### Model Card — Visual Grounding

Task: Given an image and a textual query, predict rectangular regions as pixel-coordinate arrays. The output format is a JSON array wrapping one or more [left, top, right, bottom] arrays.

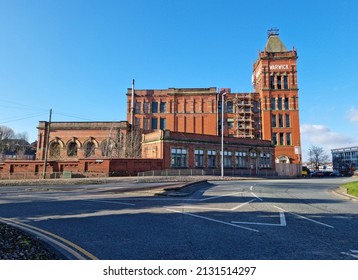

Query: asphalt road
[[0, 177, 357, 260]]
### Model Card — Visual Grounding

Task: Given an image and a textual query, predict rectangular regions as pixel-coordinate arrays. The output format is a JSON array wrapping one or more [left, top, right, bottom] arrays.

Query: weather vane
[[267, 27, 279, 37]]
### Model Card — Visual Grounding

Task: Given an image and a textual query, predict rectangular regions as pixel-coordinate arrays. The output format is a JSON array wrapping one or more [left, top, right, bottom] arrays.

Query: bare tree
[[125, 126, 142, 158], [0, 126, 15, 154], [15, 132, 29, 141], [0, 126, 32, 160], [0, 125, 15, 140], [308, 145, 329, 171]]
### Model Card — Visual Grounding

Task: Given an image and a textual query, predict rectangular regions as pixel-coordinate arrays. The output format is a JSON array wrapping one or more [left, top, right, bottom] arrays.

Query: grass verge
[[342, 181, 358, 197]]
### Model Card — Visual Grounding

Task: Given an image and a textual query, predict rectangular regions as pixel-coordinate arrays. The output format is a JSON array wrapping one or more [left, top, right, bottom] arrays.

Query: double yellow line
[[0, 217, 98, 260]]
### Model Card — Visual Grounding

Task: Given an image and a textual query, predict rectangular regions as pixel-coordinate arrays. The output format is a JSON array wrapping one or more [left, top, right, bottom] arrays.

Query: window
[[227, 101, 233, 113], [160, 102, 166, 113], [235, 151, 248, 168], [143, 118, 150, 130], [279, 133, 284, 146], [270, 76, 275, 89], [254, 101, 260, 113], [278, 114, 283, 127], [208, 150, 216, 168], [67, 142, 78, 157], [277, 76, 282, 89], [151, 118, 158, 129], [284, 97, 289, 110], [152, 102, 158, 113], [195, 149, 204, 168], [227, 118, 234, 129], [101, 139, 115, 157], [135, 102, 141, 114], [49, 142, 60, 159], [171, 148, 187, 168], [272, 114, 277, 127], [218, 101, 223, 113], [278, 97, 282, 110], [271, 98, 276, 110], [135, 118, 140, 127], [272, 133, 277, 145], [260, 153, 271, 168], [223, 151, 232, 168], [286, 133, 292, 146], [84, 142, 95, 157], [160, 118, 166, 130], [285, 114, 290, 127], [143, 102, 150, 113], [284, 76, 288, 89]]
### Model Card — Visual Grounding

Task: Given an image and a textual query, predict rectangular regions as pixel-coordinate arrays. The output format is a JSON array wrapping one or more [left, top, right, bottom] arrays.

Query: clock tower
[[253, 29, 301, 164]]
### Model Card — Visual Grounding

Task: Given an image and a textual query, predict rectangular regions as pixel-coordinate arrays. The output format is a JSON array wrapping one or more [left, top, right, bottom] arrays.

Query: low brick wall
[[0, 158, 164, 179]]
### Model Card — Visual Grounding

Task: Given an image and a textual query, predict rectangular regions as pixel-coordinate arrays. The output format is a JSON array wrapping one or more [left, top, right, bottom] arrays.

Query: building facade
[[331, 146, 358, 175], [142, 130, 276, 176], [252, 28, 301, 164], [36, 121, 129, 160], [127, 29, 301, 164]]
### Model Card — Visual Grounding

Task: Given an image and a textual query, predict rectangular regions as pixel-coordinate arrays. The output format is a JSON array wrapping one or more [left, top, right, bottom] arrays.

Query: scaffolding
[[232, 93, 255, 139]]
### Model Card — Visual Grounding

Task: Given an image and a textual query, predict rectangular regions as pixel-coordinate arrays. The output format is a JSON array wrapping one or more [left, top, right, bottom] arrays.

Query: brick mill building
[[1, 29, 301, 178], [127, 29, 301, 168]]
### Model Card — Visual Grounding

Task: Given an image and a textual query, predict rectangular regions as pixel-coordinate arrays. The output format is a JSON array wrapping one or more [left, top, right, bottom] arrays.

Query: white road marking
[[232, 211, 286, 227], [168, 199, 257, 212], [170, 205, 230, 211], [231, 199, 256, 211], [250, 186, 253, 191], [84, 199, 136, 206], [251, 192, 263, 201], [274, 206, 334, 229], [280, 211, 287, 226], [200, 191, 243, 201], [165, 208, 259, 232]]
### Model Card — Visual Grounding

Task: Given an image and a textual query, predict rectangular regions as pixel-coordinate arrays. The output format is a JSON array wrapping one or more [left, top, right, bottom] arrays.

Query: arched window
[[101, 139, 115, 157], [84, 141, 95, 158], [49, 142, 60, 159], [67, 141, 78, 157]]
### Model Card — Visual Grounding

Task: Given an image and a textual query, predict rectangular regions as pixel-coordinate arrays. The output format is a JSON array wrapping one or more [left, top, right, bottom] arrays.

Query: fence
[[137, 168, 278, 177]]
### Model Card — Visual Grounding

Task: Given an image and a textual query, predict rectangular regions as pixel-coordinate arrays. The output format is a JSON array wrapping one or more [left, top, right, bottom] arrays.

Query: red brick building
[[142, 130, 275, 176], [127, 29, 301, 165], [252, 28, 301, 164], [1, 29, 301, 179], [36, 121, 129, 160]]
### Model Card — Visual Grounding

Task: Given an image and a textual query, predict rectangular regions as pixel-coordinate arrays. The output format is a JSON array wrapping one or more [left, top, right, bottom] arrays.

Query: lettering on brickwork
[[269, 64, 289, 70]]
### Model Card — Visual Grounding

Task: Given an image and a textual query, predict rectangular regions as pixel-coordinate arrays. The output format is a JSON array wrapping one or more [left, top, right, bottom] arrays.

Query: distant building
[[331, 146, 358, 174], [0, 139, 36, 162]]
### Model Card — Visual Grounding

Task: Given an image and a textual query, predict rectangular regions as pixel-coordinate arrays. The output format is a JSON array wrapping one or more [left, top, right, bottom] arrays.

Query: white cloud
[[300, 124, 357, 161], [348, 108, 358, 123]]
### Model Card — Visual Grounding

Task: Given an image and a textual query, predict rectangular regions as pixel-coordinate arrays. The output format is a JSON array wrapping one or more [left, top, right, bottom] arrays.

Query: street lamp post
[[221, 92, 226, 177]]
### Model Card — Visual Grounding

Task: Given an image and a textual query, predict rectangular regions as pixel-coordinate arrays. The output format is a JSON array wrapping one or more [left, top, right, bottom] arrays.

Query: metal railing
[[137, 168, 278, 177]]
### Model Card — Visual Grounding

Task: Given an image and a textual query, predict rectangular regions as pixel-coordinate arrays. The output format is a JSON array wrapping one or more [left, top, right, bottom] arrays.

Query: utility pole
[[131, 79, 135, 126], [130, 79, 135, 157], [42, 109, 52, 179]]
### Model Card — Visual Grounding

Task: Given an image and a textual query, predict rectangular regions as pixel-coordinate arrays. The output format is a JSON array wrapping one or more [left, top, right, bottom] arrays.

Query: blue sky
[[1, 0, 358, 161]]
